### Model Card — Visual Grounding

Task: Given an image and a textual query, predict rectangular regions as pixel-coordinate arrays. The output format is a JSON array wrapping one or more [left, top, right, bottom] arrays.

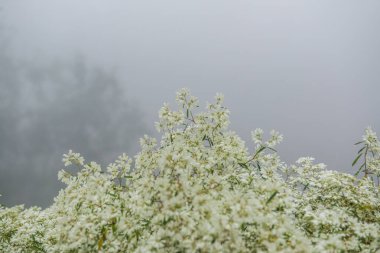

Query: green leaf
[[354, 163, 366, 176], [238, 163, 249, 170], [257, 161, 261, 171], [98, 237, 104, 250], [354, 141, 364, 145], [186, 109, 189, 118], [266, 190, 278, 204], [352, 153, 363, 166], [253, 146, 266, 159], [257, 146, 266, 153], [357, 146, 366, 154]]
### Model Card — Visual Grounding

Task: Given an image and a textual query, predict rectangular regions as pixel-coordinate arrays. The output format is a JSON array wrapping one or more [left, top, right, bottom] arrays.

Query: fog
[[1, 0, 379, 207]]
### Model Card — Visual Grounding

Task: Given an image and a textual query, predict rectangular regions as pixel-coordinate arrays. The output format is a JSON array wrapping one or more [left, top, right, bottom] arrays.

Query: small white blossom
[[251, 128, 264, 144], [1, 89, 379, 253], [62, 150, 85, 167]]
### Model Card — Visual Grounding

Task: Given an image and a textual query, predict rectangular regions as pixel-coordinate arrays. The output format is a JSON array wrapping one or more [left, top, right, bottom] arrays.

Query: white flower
[[363, 127, 378, 147], [62, 149, 85, 167], [1, 89, 380, 253], [267, 130, 283, 147], [251, 128, 264, 144]]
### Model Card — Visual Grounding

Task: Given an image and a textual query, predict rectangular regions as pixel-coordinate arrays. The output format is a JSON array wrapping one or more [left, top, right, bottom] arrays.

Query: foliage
[[1, 89, 379, 252]]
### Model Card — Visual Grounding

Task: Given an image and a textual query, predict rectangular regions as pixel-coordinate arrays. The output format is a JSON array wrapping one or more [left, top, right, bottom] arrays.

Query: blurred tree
[[0, 44, 148, 207]]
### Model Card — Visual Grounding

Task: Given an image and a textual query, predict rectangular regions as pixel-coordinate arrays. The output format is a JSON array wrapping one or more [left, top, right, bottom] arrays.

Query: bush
[[1, 89, 379, 252]]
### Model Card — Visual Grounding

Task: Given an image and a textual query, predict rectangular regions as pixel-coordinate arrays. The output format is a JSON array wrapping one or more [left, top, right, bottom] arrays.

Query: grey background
[[0, 0, 379, 207]]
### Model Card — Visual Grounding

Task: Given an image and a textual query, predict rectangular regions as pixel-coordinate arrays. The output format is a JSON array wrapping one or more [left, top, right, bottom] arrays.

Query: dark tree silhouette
[[0, 48, 148, 207]]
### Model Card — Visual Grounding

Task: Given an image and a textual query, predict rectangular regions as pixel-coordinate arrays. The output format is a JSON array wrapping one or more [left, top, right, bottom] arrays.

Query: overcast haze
[[1, 0, 379, 207]]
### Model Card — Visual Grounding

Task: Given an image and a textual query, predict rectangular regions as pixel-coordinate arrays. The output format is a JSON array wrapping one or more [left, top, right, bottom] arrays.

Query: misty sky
[[1, 0, 380, 206]]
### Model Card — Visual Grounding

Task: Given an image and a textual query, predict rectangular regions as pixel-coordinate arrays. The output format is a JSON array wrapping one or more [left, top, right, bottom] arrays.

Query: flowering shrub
[[1, 89, 379, 252]]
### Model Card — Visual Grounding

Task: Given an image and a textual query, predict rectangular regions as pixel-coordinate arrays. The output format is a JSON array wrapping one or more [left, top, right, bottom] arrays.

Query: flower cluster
[[353, 127, 380, 178], [1, 89, 379, 252]]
